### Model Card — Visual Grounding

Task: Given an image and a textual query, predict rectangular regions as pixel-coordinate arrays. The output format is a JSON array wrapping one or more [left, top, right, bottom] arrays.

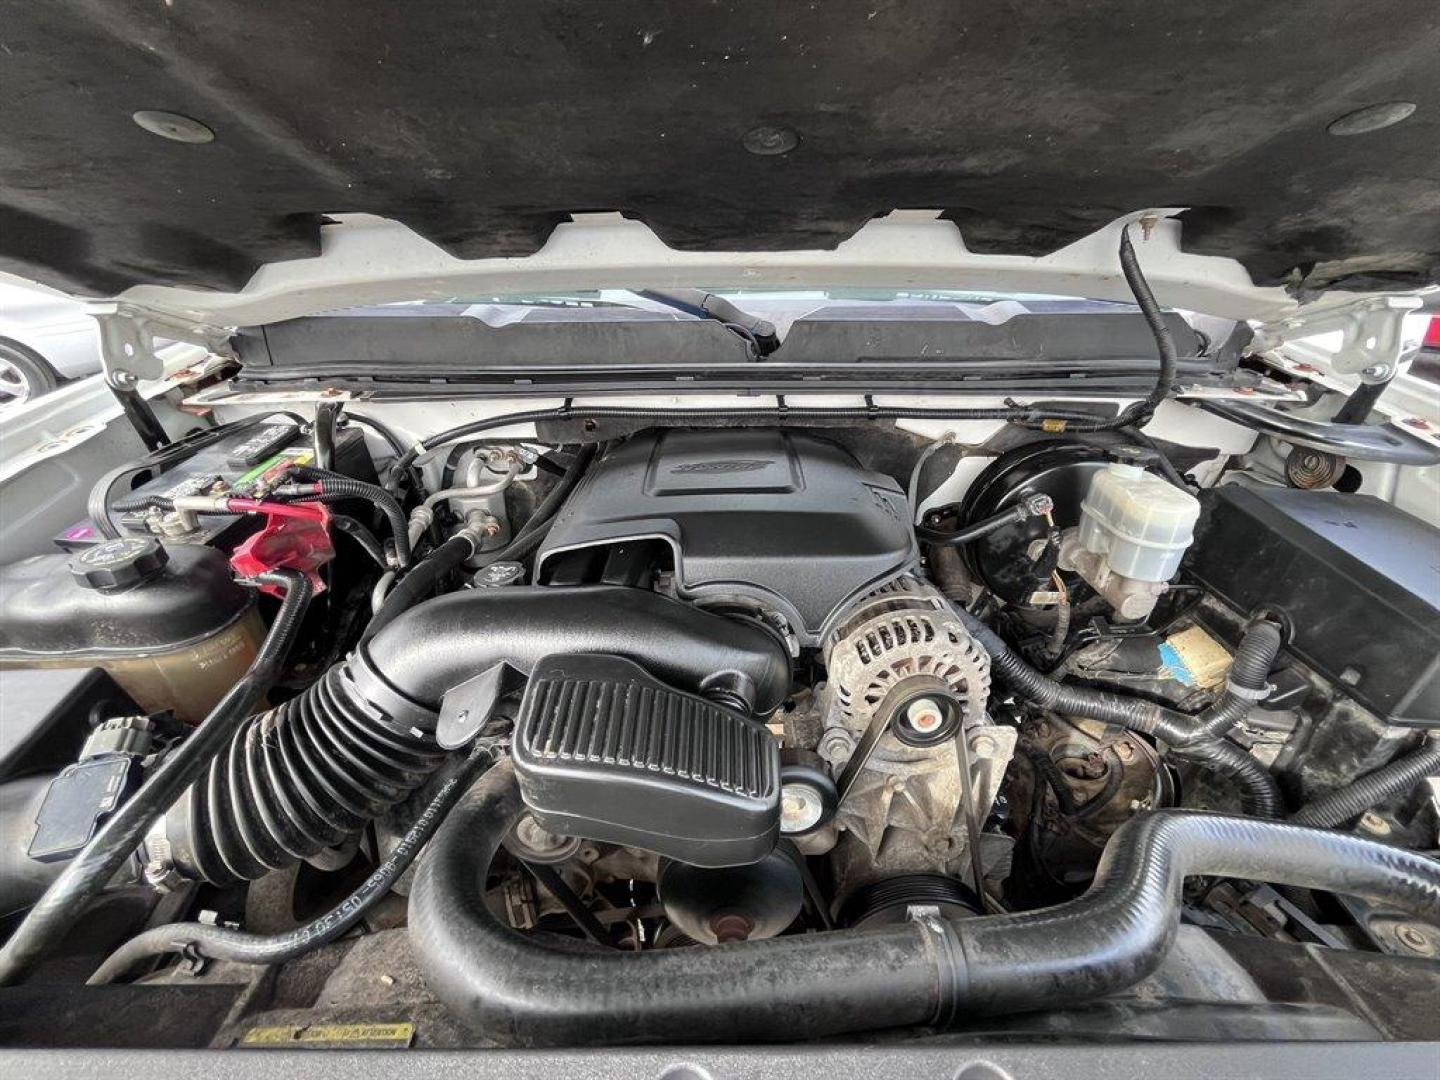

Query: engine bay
[[1, 399, 1437, 1053]]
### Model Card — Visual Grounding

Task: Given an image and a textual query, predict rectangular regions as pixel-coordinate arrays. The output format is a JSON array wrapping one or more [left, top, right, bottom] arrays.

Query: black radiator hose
[[1292, 734, 1440, 829], [164, 585, 792, 884], [951, 604, 1285, 816], [408, 759, 1440, 1046]]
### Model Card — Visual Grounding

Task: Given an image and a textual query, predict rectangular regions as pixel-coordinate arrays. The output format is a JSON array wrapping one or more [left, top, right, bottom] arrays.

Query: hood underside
[[2, 1, 1438, 300]]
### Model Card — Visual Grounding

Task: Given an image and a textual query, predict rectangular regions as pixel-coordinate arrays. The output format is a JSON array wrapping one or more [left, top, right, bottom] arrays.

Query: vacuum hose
[[409, 759, 1440, 1046]]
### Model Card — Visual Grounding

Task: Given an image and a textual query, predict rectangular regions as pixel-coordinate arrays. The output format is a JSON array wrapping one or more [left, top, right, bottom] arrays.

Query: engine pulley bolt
[[514, 815, 566, 854], [906, 698, 946, 735], [780, 783, 826, 834]]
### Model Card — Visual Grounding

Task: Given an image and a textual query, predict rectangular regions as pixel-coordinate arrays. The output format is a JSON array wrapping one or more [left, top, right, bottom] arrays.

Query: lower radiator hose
[[408, 758, 1440, 1046]]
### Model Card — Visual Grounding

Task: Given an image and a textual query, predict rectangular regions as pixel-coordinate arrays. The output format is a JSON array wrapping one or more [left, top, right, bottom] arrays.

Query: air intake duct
[[513, 653, 781, 867], [164, 665, 447, 884], [163, 586, 792, 884]]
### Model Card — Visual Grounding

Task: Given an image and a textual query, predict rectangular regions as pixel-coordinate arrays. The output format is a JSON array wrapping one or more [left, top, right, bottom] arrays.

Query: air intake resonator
[[513, 653, 781, 867]]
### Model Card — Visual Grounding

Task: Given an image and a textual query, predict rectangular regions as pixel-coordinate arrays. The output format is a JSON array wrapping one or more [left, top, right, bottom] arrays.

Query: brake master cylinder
[[1059, 461, 1201, 620]]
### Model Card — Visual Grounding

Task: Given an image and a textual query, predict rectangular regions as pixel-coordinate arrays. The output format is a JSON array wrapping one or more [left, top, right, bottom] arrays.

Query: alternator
[[823, 577, 991, 747], [815, 577, 1014, 905]]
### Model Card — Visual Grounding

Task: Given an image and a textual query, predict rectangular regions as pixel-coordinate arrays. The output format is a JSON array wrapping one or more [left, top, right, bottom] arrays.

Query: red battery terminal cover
[[228, 499, 335, 596]]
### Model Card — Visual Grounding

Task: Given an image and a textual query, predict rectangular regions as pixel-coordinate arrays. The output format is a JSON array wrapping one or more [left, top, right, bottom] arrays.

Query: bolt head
[[906, 698, 945, 734], [1358, 811, 1392, 836], [1395, 924, 1435, 955]]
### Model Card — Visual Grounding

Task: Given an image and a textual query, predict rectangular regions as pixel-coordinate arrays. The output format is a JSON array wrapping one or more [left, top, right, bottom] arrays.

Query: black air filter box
[[512, 654, 780, 867], [1187, 485, 1440, 726]]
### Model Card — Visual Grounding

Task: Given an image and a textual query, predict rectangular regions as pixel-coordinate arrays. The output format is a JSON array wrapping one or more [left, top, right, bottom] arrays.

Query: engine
[[1, 417, 1437, 1051]]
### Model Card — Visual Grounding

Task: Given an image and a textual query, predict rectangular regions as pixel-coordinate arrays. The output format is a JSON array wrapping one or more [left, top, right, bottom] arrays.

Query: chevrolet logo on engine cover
[[670, 459, 772, 474]]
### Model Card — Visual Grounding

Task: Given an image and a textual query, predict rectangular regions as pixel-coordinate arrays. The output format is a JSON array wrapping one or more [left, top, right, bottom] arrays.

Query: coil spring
[[169, 664, 448, 885]]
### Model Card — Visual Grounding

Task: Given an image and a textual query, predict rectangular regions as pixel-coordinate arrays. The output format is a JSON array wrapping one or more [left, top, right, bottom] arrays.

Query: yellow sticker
[[1040, 419, 1069, 433], [240, 1022, 415, 1049], [1164, 625, 1233, 690], [240, 1025, 300, 1046]]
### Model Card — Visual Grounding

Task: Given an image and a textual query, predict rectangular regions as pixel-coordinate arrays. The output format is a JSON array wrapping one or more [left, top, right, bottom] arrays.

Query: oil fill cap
[[70, 537, 169, 591]]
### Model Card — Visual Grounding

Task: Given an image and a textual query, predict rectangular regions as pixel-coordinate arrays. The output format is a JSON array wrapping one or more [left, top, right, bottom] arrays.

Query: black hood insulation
[[1, 2, 1437, 296]]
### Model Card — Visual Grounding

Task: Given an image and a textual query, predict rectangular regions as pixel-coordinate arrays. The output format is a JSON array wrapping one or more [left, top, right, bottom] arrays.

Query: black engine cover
[[536, 429, 916, 644]]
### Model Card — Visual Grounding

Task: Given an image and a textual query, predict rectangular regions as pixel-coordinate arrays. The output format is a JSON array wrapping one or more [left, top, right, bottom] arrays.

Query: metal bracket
[[1249, 295, 1424, 382], [85, 301, 234, 389]]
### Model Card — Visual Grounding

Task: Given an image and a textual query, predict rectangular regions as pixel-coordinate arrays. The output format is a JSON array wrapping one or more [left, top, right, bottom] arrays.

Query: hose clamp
[[909, 908, 969, 1027], [1225, 680, 1273, 702], [140, 821, 191, 893], [346, 649, 441, 738]]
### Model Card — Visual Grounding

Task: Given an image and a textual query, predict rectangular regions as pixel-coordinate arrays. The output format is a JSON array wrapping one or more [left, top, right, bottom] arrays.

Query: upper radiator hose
[[409, 759, 1440, 1046], [166, 585, 792, 883]]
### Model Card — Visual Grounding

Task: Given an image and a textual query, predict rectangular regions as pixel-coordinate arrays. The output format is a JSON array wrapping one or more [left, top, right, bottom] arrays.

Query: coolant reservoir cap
[[69, 537, 169, 591]]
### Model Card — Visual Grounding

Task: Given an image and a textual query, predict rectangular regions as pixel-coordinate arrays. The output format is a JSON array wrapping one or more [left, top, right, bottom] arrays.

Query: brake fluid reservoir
[[1077, 463, 1200, 582]]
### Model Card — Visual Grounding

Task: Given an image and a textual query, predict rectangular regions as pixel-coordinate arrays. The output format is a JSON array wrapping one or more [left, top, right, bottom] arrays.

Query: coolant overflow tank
[[1062, 463, 1200, 621], [0, 540, 263, 723]]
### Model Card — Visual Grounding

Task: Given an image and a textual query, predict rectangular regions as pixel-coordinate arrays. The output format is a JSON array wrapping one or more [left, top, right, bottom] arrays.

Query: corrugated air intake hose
[[162, 584, 794, 884]]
